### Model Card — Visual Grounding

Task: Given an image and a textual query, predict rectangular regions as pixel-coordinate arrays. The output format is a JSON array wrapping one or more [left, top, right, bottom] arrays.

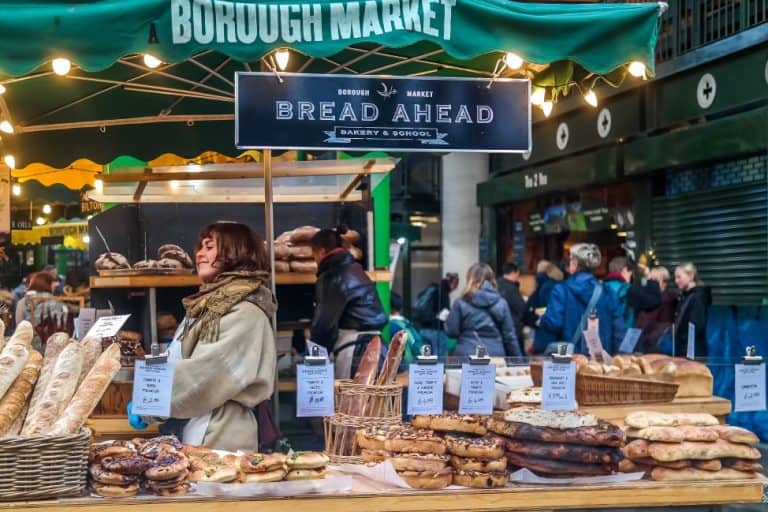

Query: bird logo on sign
[[377, 82, 398, 98]]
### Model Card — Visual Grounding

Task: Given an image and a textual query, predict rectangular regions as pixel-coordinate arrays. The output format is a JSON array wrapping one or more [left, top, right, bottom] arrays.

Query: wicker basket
[[0, 428, 90, 501], [576, 374, 679, 405], [324, 381, 403, 463]]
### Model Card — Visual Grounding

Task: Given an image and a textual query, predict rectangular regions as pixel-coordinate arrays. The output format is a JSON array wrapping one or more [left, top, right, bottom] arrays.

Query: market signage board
[[236, 73, 530, 153]]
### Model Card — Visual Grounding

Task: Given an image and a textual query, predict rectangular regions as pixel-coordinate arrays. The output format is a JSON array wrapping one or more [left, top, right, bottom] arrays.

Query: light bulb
[[42, 204, 52, 214], [397, 237, 406, 245], [3, 155, 15, 169], [11, 184, 20, 196], [530, 88, 545, 106], [87, 214, 93, 220], [82, 234, 90, 244], [274, 49, 290, 71], [0, 84, 5, 95], [52, 58, 71, 76], [541, 101, 553, 118], [504, 52, 524, 70], [94, 179, 103, 193], [0, 121, 12, 134], [35, 217, 45, 226], [143, 54, 162, 69], [584, 89, 598, 108], [628, 61, 646, 78]]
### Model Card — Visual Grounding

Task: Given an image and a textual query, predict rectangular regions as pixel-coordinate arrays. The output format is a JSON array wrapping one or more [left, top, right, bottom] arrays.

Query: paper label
[[407, 363, 444, 415], [84, 314, 130, 340], [734, 363, 767, 412], [76, 308, 96, 340], [541, 360, 577, 411], [686, 322, 696, 359], [458, 363, 495, 415], [131, 360, 174, 417], [583, 329, 604, 360], [296, 363, 335, 417], [618, 328, 643, 354]]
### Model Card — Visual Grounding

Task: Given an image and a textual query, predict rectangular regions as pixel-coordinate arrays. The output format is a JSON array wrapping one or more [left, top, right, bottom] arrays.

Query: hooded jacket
[[311, 249, 387, 350], [444, 281, 521, 357], [527, 272, 559, 311], [535, 271, 627, 355], [673, 285, 711, 358]]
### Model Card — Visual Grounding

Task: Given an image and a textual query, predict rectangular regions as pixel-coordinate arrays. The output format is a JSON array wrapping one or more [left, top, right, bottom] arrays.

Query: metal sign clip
[[551, 343, 573, 364], [416, 345, 439, 365], [144, 339, 168, 365], [469, 344, 491, 365], [304, 345, 328, 366], [742, 346, 763, 365]]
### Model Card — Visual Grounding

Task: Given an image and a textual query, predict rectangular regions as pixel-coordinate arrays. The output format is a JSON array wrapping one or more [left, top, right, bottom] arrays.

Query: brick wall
[[666, 154, 768, 196]]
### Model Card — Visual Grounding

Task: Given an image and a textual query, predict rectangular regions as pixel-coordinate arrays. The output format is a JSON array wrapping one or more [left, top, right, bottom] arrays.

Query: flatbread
[[503, 407, 598, 429]]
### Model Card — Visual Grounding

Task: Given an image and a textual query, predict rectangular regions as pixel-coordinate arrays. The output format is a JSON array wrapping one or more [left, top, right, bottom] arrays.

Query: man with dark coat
[[497, 262, 526, 354]]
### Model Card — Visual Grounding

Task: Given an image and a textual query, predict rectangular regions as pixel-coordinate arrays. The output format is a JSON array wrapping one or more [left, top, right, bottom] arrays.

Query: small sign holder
[[468, 344, 491, 365], [415, 345, 439, 365], [551, 343, 572, 364], [742, 346, 763, 365], [304, 345, 328, 366], [144, 339, 167, 365]]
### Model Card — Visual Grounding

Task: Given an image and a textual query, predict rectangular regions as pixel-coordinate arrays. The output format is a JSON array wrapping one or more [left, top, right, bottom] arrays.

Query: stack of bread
[[639, 355, 713, 397], [184, 447, 329, 484], [487, 407, 624, 477], [285, 451, 330, 480], [382, 424, 452, 489], [89, 436, 190, 497], [414, 413, 508, 489], [98, 244, 195, 273], [619, 411, 763, 481], [273, 225, 363, 274], [0, 322, 119, 438], [184, 445, 239, 483]]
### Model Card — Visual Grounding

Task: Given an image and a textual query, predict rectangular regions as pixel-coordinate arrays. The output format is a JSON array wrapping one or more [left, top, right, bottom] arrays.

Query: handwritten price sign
[[297, 363, 334, 417], [131, 360, 174, 417], [734, 363, 766, 412], [407, 363, 444, 415], [541, 361, 576, 411], [458, 364, 495, 415]]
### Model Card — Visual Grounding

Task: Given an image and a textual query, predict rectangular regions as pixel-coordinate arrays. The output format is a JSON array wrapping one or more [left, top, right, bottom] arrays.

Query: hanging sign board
[[236, 73, 530, 153]]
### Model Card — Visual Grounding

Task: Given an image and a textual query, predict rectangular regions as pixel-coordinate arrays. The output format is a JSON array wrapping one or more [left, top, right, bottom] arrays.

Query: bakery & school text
[[171, 0, 456, 44]]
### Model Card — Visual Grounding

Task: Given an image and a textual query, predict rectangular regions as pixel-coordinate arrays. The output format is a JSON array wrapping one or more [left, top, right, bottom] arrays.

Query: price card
[[131, 359, 174, 417], [296, 363, 334, 417], [685, 322, 697, 359], [583, 329, 604, 360], [618, 328, 643, 354], [734, 363, 767, 412], [458, 363, 495, 415], [84, 314, 131, 340], [407, 363, 444, 415], [76, 308, 96, 340], [541, 361, 577, 411]]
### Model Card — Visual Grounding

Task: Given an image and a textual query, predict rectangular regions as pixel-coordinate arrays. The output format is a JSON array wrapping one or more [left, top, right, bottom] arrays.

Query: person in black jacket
[[673, 262, 711, 359], [497, 262, 526, 354], [310, 227, 387, 378]]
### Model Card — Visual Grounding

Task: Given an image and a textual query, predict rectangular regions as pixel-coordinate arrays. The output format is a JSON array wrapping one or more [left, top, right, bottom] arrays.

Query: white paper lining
[[509, 468, 646, 485]]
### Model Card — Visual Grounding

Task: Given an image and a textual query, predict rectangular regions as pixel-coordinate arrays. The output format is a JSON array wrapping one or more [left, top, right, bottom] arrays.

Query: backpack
[[412, 283, 438, 326]]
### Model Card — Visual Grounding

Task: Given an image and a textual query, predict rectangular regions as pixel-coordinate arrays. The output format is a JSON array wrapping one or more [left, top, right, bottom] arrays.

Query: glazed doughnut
[[445, 434, 505, 460], [145, 452, 189, 481], [91, 482, 139, 497], [89, 464, 138, 486], [89, 444, 135, 463], [150, 435, 183, 450], [100, 455, 153, 475]]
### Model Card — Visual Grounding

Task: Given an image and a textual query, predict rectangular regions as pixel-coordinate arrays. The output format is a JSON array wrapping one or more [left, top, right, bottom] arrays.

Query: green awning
[[0, 0, 660, 77]]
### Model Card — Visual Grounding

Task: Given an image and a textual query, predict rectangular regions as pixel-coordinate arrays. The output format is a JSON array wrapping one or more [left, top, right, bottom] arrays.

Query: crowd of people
[[398, 243, 711, 360]]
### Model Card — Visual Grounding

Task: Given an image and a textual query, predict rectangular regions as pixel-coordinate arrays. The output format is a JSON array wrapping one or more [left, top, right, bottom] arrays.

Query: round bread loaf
[[450, 456, 507, 472], [389, 453, 449, 472], [95, 252, 130, 270], [91, 482, 139, 497], [445, 434, 505, 460], [90, 464, 139, 486], [397, 468, 452, 489]]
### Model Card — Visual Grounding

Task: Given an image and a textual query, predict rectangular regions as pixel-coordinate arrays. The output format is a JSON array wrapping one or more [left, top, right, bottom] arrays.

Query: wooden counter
[[90, 271, 391, 289], [0, 478, 764, 511]]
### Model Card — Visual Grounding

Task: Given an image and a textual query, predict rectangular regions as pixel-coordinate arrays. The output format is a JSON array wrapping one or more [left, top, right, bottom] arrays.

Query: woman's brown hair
[[28, 272, 55, 293], [196, 222, 268, 272], [461, 263, 496, 301]]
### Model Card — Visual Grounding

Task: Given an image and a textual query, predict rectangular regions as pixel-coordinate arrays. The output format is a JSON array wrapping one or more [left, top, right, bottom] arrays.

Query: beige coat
[[170, 300, 275, 452]]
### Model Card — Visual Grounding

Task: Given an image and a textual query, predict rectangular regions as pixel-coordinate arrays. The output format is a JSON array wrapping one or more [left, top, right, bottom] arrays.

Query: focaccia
[[625, 411, 719, 429], [504, 438, 620, 465], [711, 425, 760, 446], [487, 415, 623, 447], [648, 439, 762, 462]]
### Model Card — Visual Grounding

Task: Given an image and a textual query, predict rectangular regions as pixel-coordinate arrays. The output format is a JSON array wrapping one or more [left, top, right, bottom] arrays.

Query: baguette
[[0, 344, 30, 402], [78, 337, 103, 386], [23, 333, 70, 430], [650, 467, 756, 481], [23, 343, 82, 436], [6, 404, 27, 437], [5, 321, 33, 350], [648, 439, 762, 462], [0, 350, 42, 435], [50, 343, 121, 434], [0, 319, 6, 352]]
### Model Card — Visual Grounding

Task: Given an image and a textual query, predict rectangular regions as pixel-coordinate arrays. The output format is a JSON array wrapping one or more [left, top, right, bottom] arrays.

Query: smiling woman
[[151, 220, 278, 452]]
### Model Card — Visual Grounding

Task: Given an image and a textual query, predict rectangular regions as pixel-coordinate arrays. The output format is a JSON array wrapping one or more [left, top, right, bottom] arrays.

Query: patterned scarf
[[181, 270, 277, 344]]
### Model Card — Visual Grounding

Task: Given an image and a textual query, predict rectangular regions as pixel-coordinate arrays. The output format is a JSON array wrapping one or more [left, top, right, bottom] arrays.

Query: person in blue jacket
[[534, 243, 627, 355]]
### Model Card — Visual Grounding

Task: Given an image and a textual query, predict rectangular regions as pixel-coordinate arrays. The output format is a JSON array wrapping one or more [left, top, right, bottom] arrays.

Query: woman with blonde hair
[[673, 262, 711, 358], [444, 263, 521, 357]]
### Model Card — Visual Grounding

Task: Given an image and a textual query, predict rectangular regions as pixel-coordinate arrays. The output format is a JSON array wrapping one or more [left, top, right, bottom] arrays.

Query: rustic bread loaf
[[78, 337, 103, 387], [648, 439, 762, 462], [23, 343, 81, 436], [0, 350, 42, 435], [24, 333, 70, 426], [0, 344, 30, 403]]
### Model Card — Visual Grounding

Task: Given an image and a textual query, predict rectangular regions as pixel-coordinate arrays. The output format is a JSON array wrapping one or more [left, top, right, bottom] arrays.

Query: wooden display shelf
[[90, 271, 391, 289], [1, 478, 765, 511], [581, 395, 733, 422], [86, 416, 159, 443]]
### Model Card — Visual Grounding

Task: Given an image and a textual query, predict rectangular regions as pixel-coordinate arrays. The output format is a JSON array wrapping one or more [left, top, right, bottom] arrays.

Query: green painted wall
[[372, 173, 391, 341]]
